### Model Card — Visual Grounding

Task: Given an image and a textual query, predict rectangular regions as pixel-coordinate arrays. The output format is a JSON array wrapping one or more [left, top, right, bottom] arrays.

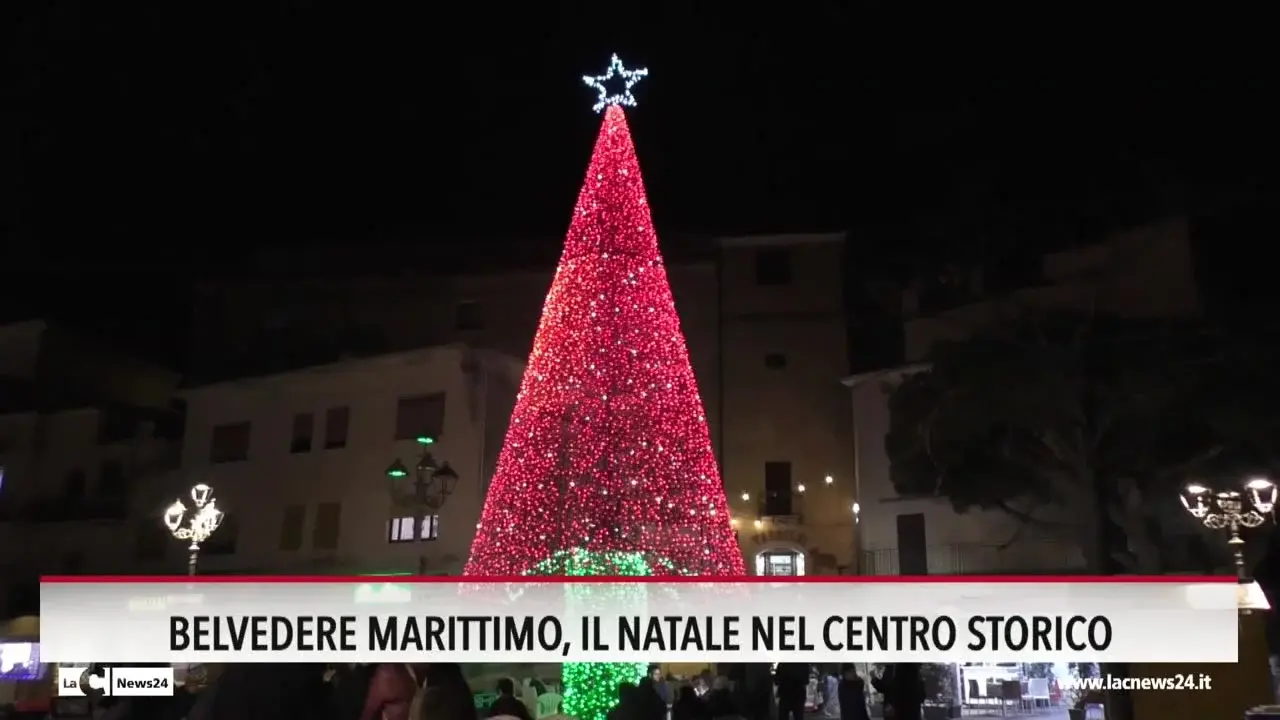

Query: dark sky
[[3, 4, 1275, 361]]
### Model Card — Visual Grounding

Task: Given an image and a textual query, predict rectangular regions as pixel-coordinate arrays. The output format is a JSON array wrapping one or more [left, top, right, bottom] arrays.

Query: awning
[[0, 615, 39, 641]]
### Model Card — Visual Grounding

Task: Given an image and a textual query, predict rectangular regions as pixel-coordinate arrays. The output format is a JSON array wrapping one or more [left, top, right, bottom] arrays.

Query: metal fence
[[860, 540, 1088, 575]]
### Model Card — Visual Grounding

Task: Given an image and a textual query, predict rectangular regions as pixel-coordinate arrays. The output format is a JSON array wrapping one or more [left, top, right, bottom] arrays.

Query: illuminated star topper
[[582, 54, 648, 113]]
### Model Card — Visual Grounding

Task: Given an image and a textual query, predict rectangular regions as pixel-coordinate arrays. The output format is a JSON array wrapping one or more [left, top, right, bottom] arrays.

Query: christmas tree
[[464, 56, 744, 720]]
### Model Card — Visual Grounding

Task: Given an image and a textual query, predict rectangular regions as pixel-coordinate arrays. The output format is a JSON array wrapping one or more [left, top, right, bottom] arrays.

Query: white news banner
[[41, 578, 1241, 664], [57, 665, 175, 698]]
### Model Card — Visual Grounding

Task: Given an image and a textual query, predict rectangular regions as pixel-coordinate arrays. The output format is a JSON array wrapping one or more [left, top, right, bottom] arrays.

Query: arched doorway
[[754, 547, 807, 577]]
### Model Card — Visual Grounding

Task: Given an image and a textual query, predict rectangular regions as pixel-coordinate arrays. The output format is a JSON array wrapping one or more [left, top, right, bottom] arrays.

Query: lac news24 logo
[[57, 665, 175, 698]]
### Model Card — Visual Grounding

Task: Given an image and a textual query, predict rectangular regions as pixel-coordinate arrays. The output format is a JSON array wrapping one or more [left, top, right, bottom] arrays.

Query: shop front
[[0, 616, 51, 716]]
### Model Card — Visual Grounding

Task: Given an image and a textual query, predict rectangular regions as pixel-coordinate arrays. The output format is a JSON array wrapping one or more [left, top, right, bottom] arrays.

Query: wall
[[177, 345, 523, 576], [184, 233, 851, 575], [850, 218, 1198, 575], [0, 405, 183, 616], [0, 321, 180, 411], [0, 322, 45, 379], [187, 263, 723, 450], [0, 320, 185, 613], [718, 234, 856, 574], [904, 217, 1199, 363]]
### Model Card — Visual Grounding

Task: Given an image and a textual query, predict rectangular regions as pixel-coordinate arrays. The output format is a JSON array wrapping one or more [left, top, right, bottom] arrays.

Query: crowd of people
[[72, 662, 927, 720], [606, 663, 923, 720]]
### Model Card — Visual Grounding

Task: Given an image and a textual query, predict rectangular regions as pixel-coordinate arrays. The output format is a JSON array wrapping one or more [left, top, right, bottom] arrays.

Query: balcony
[[755, 501, 803, 525], [860, 540, 1087, 576]]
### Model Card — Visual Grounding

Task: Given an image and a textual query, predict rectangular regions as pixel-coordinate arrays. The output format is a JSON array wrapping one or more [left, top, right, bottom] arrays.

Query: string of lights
[[463, 56, 741, 720], [582, 54, 648, 114], [732, 474, 860, 530]]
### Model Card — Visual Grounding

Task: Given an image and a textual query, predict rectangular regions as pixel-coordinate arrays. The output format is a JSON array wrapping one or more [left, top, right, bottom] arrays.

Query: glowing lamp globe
[[163, 502, 186, 533], [434, 462, 458, 486], [1181, 483, 1211, 518], [191, 483, 213, 507], [198, 503, 225, 536], [1246, 477, 1276, 514], [415, 454, 438, 475]]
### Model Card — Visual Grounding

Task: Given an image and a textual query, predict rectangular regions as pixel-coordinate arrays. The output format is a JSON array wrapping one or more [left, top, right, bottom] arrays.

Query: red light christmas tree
[[464, 58, 744, 580]]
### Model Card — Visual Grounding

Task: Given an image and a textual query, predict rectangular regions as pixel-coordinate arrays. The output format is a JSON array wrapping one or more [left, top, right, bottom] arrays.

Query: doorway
[[755, 549, 806, 576]]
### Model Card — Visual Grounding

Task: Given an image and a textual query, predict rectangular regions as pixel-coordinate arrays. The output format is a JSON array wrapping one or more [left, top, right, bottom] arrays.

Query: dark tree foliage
[[884, 309, 1280, 572]]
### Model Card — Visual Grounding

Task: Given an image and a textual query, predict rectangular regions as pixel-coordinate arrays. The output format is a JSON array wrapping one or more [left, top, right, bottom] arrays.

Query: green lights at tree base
[[524, 549, 668, 720], [563, 661, 647, 720]]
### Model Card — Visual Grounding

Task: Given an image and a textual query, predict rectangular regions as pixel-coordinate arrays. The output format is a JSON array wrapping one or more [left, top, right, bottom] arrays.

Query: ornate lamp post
[[163, 483, 225, 576], [1181, 477, 1276, 612], [385, 436, 460, 574]]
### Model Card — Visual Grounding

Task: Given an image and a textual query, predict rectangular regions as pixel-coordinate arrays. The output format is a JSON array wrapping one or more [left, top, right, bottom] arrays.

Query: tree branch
[[1155, 445, 1225, 480], [996, 497, 1050, 550], [996, 521, 1026, 551], [994, 499, 1069, 528]]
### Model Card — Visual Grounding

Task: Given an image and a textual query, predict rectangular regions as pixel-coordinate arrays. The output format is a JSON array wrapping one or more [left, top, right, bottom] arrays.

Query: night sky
[[3, 4, 1274, 363]]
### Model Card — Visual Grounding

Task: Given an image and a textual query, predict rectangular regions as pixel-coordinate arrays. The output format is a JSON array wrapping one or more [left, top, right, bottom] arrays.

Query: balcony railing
[[756, 501, 803, 525], [861, 540, 1087, 576]]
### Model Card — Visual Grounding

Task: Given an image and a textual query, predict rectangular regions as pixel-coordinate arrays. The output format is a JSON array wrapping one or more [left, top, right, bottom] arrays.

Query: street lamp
[[385, 436, 460, 511], [1181, 477, 1276, 611], [386, 436, 460, 574], [163, 483, 225, 576]]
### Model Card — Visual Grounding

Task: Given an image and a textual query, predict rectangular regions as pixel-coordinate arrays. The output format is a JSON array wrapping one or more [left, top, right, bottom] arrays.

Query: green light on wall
[[355, 582, 412, 604]]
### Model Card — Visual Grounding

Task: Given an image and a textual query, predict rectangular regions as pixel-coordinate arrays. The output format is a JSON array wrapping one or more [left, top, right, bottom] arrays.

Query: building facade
[[0, 320, 184, 615], [846, 217, 1200, 575], [174, 345, 524, 576], [187, 232, 856, 575], [715, 234, 857, 576]]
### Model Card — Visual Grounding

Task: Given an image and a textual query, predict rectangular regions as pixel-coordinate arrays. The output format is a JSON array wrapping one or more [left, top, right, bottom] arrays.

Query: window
[[764, 353, 787, 369], [324, 406, 350, 449], [754, 248, 792, 285], [134, 520, 168, 561], [763, 461, 793, 516], [455, 301, 483, 331], [896, 513, 928, 575], [387, 515, 438, 543], [61, 552, 84, 573], [394, 393, 446, 441], [388, 517, 417, 543], [420, 515, 439, 541], [202, 516, 238, 555], [290, 413, 314, 454], [63, 469, 87, 501], [97, 407, 138, 444], [279, 505, 306, 551], [98, 460, 128, 498], [210, 422, 251, 463], [312, 502, 342, 550]]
